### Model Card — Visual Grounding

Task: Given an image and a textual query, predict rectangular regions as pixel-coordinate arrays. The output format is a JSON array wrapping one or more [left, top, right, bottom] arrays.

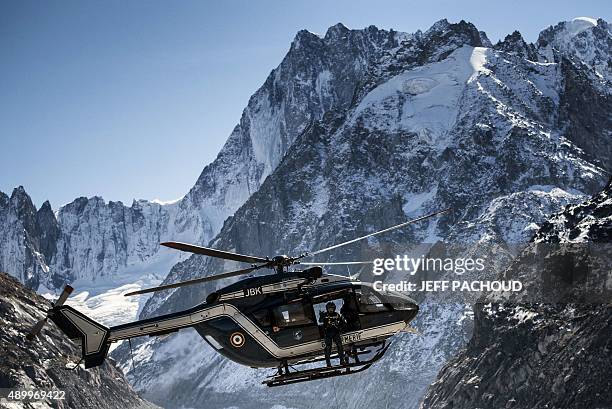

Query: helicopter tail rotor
[[27, 284, 112, 368], [26, 284, 73, 341]]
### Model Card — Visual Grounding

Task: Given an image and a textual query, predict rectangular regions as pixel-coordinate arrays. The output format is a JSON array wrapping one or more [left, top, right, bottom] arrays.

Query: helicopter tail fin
[[49, 305, 110, 368]]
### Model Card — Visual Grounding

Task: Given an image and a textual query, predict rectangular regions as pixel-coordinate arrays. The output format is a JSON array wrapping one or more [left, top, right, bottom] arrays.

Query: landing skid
[[263, 342, 390, 387]]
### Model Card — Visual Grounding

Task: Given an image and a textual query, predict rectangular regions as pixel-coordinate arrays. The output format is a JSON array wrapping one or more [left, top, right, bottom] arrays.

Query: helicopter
[[26, 209, 449, 386]]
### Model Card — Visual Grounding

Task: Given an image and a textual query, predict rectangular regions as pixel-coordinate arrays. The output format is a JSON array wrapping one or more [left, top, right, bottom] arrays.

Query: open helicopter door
[[310, 288, 362, 332]]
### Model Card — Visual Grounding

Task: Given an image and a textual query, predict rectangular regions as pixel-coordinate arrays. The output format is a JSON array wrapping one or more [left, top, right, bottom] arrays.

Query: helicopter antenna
[[304, 208, 450, 258]]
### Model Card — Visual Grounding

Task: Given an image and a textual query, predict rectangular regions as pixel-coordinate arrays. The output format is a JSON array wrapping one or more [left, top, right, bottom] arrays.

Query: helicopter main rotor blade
[[300, 261, 373, 265], [124, 263, 272, 297], [161, 242, 268, 264], [305, 208, 451, 258]]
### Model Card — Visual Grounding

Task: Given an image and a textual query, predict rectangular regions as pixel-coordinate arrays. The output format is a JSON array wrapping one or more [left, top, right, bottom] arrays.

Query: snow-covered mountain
[[421, 178, 612, 409], [537, 17, 612, 80], [1, 15, 610, 409], [0, 23, 408, 295], [0, 23, 408, 329], [111, 18, 610, 409]]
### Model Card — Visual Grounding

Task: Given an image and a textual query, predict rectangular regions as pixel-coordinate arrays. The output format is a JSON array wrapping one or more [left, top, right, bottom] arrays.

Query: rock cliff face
[[0, 272, 157, 409], [0, 188, 67, 291], [421, 180, 612, 409]]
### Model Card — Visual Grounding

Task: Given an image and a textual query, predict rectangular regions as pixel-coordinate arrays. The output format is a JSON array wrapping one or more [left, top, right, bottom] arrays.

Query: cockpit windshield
[[355, 286, 389, 312]]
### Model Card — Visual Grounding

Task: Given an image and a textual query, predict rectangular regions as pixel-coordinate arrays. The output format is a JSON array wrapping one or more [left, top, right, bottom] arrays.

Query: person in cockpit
[[340, 295, 359, 331]]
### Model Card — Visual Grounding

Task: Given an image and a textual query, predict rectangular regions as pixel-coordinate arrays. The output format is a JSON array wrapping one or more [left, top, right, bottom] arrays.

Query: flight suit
[[319, 311, 347, 366], [341, 298, 359, 331]]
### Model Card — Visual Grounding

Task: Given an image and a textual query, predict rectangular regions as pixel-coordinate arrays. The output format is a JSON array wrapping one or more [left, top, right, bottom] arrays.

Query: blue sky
[[1, 0, 610, 208]]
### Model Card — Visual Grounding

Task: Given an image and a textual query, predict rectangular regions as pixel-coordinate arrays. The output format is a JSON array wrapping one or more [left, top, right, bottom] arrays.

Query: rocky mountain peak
[[537, 17, 611, 79], [478, 30, 492, 47], [10, 185, 28, 197], [291, 28, 324, 50], [36, 201, 60, 267], [423, 19, 486, 50], [182, 21, 410, 247], [6, 187, 44, 260], [324, 22, 350, 40], [360, 19, 492, 99], [538, 17, 600, 46], [0, 188, 62, 289], [10, 185, 36, 213], [425, 18, 451, 35], [38, 200, 53, 212], [62, 196, 91, 215], [494, 30, 538, 61]]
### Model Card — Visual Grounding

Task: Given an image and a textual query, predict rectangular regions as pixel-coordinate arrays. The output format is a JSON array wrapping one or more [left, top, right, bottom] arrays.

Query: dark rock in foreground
[[0, 272, 157, 409], [421, 180, 612, 409]]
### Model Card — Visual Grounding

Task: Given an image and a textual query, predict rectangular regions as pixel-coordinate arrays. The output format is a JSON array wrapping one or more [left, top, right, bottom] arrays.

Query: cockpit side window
[[272, 302, 314, 328], [251, 309, 272, 327], [356, 287, 390, 313]]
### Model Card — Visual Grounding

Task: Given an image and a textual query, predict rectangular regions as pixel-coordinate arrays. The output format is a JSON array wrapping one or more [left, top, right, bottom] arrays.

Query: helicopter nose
[[398, 304, 419, 324]]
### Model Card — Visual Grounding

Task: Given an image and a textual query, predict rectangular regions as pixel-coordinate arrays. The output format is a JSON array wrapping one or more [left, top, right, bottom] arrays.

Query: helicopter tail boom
[[50, 302, 205, 368]]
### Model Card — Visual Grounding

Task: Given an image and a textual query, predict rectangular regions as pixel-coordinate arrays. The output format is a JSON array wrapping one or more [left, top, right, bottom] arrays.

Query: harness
[[321, 311, 343, 332]]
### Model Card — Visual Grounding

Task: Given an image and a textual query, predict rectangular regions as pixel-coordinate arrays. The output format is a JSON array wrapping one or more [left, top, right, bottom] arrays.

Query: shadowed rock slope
[[0, 272, 158, 409], [421, 180, 612, 409]]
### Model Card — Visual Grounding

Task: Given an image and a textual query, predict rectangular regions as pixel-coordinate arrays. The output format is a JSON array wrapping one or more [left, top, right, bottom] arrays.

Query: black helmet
[[326, 302, 336, 310]]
